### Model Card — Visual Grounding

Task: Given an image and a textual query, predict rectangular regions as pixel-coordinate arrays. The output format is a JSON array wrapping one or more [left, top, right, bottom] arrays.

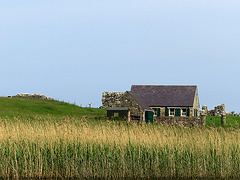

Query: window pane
[[170, 108, 175, 115], [114, 113, 119, 117], [182, 109, 187, 116]]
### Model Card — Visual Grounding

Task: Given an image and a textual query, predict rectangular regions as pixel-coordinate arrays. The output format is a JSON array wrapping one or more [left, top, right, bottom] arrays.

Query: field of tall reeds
[[0, 116, 239, 179]]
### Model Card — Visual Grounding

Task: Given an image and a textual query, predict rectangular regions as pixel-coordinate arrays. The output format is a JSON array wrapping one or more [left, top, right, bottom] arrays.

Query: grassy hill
[[0, 97, 106, 117]]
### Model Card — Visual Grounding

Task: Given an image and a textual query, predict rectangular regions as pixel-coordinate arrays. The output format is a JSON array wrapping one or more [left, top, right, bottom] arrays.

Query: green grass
[[206, 116, 240, 128], [0, 97, 106, 118]]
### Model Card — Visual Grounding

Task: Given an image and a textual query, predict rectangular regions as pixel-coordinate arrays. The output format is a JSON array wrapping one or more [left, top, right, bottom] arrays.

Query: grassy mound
[[0, 97, 106, 117]]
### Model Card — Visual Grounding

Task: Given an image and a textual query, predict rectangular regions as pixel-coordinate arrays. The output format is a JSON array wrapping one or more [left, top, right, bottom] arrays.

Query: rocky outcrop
[[11, 93, 54, 100]]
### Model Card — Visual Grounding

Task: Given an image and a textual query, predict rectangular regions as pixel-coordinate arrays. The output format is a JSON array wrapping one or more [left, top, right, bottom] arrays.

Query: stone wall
[[193, 87, 200, 112], [201, 104, 239, 117], [225, 112, 239, 116], [115, 92, 144, 121], [156, 116, 204, 126], [201, 104, 226, 116], [11, 93, 54, 100], [201, 105, 208, 115], [101, 91, 124, 109], [212, 104, 225, 116]]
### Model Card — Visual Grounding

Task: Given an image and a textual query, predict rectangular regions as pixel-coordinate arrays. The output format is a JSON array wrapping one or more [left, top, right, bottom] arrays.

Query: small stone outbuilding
[[108, 91, 154, 122]]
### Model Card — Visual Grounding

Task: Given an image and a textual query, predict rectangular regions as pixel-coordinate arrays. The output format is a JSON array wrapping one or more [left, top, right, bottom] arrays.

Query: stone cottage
[[103, 85, 201, 125]]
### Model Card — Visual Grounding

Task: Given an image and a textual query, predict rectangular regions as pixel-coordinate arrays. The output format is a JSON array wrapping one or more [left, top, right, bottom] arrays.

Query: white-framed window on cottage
[[181, 108, 187, 116], [151, 107, 161, 117], [152, 108, 157, 116], [169, 108, 175, 116]]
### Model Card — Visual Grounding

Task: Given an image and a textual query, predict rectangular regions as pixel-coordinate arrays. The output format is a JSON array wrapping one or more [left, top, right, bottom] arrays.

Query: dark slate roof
[[131, 85, 197, 107], [107, 107, 129, 111], [126, 91, 152, 111]]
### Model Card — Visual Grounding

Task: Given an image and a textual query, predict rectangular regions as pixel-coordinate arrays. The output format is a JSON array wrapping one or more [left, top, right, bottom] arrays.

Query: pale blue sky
[[1, 0, 240, 112]]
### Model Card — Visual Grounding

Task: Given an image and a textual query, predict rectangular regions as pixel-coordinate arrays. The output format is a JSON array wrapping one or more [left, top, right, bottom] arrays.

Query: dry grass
[[0, 117, 239, 178]]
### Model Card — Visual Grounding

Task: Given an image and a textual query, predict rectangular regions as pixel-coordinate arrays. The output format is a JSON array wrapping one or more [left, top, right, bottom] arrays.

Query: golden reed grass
[[0, 116, 239, 178]]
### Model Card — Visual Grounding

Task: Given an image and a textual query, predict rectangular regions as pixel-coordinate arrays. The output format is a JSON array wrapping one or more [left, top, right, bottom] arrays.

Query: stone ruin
[[201, 104, 240, 117], [201, 104, 237, 116], [201, 104, 225, 116], [200, 105, 208, 116], [208, 104, 226, 116], [11, 93, 54, 100], [101, 91, 124, 109]]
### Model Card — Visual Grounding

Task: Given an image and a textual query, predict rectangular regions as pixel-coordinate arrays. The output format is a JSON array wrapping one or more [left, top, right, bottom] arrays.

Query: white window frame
[[181, 108, 187, 116], [169, 108, 175, 116], [151, 108, 158, 116]]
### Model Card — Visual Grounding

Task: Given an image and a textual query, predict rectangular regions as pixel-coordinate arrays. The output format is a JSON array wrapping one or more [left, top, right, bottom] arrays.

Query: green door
[[145, 111, 154, 124]]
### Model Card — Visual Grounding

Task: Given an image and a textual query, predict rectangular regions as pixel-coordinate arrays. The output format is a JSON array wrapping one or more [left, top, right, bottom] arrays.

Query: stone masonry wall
[[201, 104, 226, 116], [12, 93, 54, 100], [193, 87, 200, 112], [201, 104, 239, 116], [156, 116, 204, 126], [101, 91, 124, 109], [115, 92, 144, 121]]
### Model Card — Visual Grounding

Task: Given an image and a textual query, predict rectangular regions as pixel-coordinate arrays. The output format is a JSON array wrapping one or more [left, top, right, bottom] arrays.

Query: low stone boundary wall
[[156, 116, 205, 126], [11, 93, 54, 100]]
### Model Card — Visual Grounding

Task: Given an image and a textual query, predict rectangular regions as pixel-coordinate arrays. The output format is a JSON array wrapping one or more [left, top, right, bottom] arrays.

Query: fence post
[[201, 114, 206, 126], [221, 113, 226, 126]]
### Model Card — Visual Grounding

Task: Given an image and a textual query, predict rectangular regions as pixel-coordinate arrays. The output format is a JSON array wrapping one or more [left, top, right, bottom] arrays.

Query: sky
[[1, 0, 240, 112]]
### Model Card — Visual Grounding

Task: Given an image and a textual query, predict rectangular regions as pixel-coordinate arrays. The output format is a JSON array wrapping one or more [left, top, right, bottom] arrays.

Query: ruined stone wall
[[201, 104, 239, 116], [156, 116, 204, 126], [225, 112, 239, 116], [11, 93, 53, 100], [213, 104, 225, 116], [201, 105, 208, 115], [101, 91, 124, 109], [200, 104, 226, 116]]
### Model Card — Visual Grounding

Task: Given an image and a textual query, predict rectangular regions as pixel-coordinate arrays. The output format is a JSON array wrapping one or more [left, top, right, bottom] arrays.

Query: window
[[114, 112, 119, 117], [151, 108, 160, 117], [182, 109, 187, 116], [152, 108, 157, 116], [194, 109, 198, 117], [170, 108, 175, 116]]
